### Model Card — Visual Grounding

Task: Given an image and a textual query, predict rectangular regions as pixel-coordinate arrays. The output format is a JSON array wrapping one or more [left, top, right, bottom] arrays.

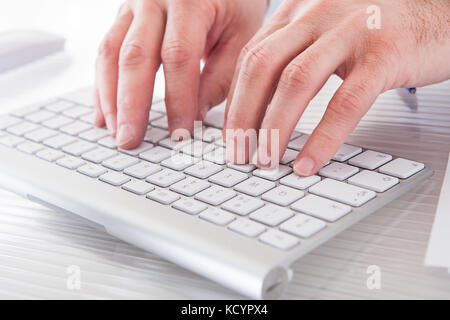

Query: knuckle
[[279, 61, 313, 91], [97, 35, 120, 61], [119, 41, 148, 67], [240, 45, 271, 79], [331, 86, 366, 119], [161, 40, 193, 69]]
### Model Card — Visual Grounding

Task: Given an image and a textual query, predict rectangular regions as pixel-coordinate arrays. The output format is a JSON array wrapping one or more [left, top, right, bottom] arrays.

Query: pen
[[407, 88, 417, 94]]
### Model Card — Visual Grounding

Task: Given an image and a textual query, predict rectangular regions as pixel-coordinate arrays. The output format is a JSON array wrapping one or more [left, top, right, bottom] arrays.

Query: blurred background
[[0, 0, 161, 113]]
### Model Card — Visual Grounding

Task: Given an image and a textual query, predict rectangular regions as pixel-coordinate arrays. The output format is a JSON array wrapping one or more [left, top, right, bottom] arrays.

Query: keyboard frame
[[0, 90, 434, 299]]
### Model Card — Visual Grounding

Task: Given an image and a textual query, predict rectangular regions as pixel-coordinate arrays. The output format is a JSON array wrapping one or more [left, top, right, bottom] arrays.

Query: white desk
[[1, 0, 450, 299]]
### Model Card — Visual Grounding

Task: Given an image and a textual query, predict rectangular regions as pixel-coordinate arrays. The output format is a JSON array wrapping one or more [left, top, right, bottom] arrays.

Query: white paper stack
[[425, 153, 450, 272]]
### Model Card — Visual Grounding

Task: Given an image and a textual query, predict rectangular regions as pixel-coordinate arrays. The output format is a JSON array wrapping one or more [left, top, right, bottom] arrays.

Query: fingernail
[[105, 114, 116, 136], [294, 157, 315, 176], [117, 124, 135, 147]]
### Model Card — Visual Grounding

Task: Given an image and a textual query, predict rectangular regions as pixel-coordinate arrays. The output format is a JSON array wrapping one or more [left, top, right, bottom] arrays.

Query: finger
[[223, 0, 313, 127], [95, 4, 133, 135], [116, 1, 165, 149], [293, 64, 386, 176], [224, 21, 317, 163], [197, 36, 247, 121], [161, 1, 212, 135], [258, 25, 361, 167], [93, 88, 105, 127]]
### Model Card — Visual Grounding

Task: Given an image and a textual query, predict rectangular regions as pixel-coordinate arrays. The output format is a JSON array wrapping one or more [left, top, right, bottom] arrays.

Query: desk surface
[[1, 0, 450, 299]]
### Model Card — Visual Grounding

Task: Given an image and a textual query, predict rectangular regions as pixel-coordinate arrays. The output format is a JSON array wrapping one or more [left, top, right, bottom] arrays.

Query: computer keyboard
[[0, 88, 433, 299]]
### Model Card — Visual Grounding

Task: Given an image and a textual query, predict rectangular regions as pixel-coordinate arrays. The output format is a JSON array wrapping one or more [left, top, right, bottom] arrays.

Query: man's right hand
[[94, 0, 267, 149]]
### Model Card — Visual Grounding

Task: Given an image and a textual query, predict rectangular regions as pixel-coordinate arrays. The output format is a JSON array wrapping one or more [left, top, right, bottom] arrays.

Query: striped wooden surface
[[0, 77, 449, 299]]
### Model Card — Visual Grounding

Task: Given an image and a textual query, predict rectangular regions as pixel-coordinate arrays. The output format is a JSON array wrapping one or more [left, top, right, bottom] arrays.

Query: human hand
[[225, 0, 450, 175], [94, 0, 267, 149]]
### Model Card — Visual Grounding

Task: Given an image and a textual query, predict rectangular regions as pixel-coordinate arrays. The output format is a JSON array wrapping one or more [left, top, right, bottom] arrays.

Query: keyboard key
[[11, 105, 41, 117], [348, 170, 399, 192], [161, 152, 199, 171], [16, 141, 44, 154], [77, 164, 107, 177], [348, 150, 392, 170], [221, 195, 264, 216], [288, 134, 309, 151], [149, 110, 164, 122], [319, 162, 359, 181], [204, 108, 224, 128], [159, 137, 192, 150], [234, 177, 275, 196], [226, 162, 256, 173], [60, 121, 91, 135], [209, 168, 248, 187], [151, 115, 168, 129], [43, 134, 76, 149], [123, 161, 161, 179], [56, 156, 85, 169], [0, 134, 25, 147], [332, 144, 362, 162], [79, 127, 109, 142], [253, 165, 292, 181], [79, 112, 95, 123], [151, 100, 166, 113], [203, 147, 226, 164], [7, 122, 39, 136], [291, 194, 351, 222], [199, 208, 236, 226], [280, 214, 326, 238], [45, 100, 74, 113], [62, 141, 96, 156], [169, 177, 210, 196], [98, 136, 117, 149], [25, 110, 55, 123], [82, 147, 117, 163], [62, 105, 91, 118], [24, 127, 58, 142], [172, 198, 207, 215], [261, 185, 304, 206], [228, 219, 266, 237], [122, 180, 155, 195], [143, 127, 169, 144], [139, 146, 172, 163], [193, 127, 222, 142], [0, 115, 21, 129], [214, 137, 225, 147], [181, 141, 215, 157], [259, 230, 299, 250], [309, 178, 376, 207], [184, 160, 223, 179], [42, 115, 74, 129], [99, 172, 131, 186], [280, 148, 298, 165], [290, 130, 302, 141], [36, 148, 64, 162], [249, 205, 294, 227], [195, 185, 236, 205], [119, 142, 153, 156], [102, 154, 139, 171], [379, 158, 425, 179], [146, 169, 185, 187], [280, 173, 321, 190], [147, 188, 180, 204]]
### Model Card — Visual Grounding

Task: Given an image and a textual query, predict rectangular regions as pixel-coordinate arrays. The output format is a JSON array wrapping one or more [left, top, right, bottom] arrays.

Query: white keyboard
[[0, 88, 433, 299]]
